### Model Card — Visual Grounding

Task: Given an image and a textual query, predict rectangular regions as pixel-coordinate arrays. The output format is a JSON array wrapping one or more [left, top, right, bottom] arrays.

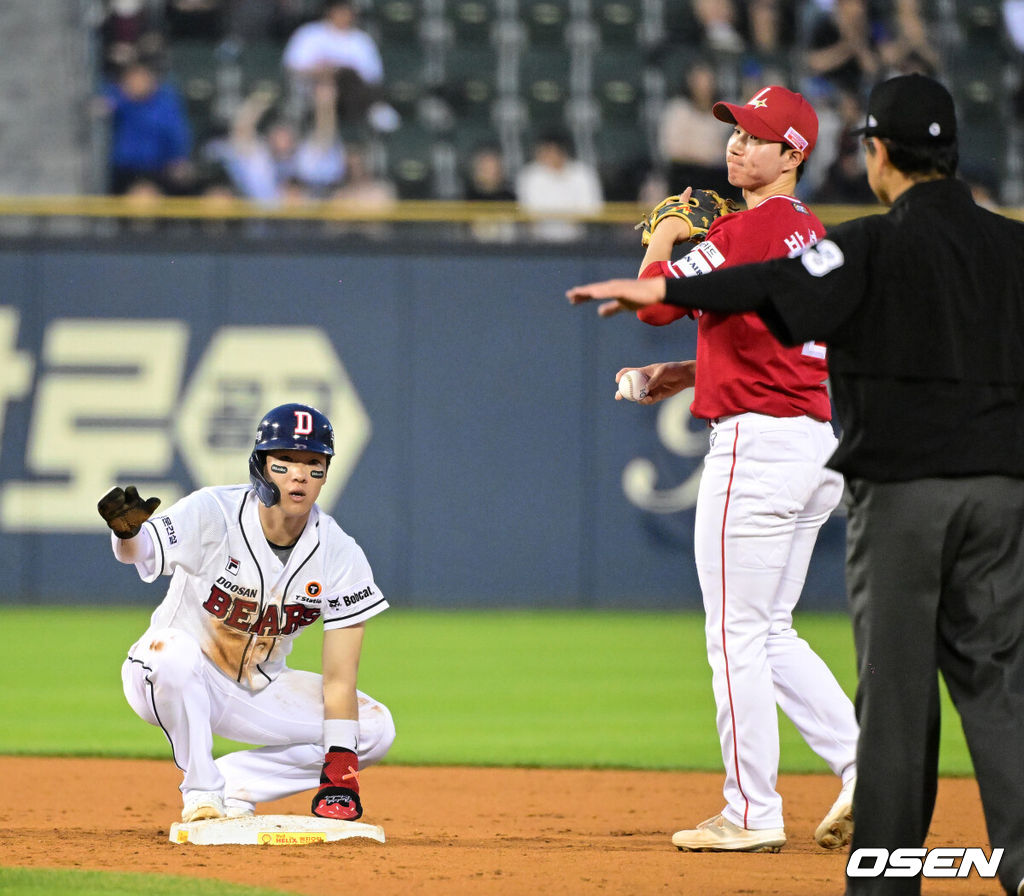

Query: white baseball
[[617, 369, 650, 402]]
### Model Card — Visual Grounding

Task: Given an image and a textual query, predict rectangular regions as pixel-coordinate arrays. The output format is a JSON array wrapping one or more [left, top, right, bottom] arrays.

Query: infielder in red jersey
[[604, 86, 859, 853], [640, 193, 832, 422]]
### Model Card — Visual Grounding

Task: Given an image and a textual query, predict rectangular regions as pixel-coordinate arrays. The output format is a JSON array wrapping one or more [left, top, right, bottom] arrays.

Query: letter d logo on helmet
[[248, 403, 335, 507]]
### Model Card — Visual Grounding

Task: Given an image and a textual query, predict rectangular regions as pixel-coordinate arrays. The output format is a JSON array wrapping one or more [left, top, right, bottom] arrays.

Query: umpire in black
[[567, 73, 1024, 895]]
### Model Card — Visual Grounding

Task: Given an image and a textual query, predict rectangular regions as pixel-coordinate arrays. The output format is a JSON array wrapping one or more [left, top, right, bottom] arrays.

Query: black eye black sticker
[[270, 463, 287, 474], [311, 470, 325, 479]]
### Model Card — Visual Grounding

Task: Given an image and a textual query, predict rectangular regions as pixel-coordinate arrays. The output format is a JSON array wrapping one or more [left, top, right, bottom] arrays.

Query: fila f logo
[[293, 410, 314, 435]]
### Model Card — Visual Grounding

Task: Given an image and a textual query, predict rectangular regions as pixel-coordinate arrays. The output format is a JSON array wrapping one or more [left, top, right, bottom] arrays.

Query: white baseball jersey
[[133, 484, 388, 692], [282, 21, 384, 83]]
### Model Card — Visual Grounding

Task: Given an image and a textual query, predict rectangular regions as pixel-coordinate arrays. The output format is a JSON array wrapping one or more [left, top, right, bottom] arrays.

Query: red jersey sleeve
[[636, 260, 693, 326]]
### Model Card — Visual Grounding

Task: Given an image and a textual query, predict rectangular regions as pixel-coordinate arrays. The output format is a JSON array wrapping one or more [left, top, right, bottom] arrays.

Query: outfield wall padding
[[0, 239, 847, 609]]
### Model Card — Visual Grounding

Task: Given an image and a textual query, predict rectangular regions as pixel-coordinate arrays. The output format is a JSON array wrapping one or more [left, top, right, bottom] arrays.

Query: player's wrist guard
[[312, 747, 362, 820]]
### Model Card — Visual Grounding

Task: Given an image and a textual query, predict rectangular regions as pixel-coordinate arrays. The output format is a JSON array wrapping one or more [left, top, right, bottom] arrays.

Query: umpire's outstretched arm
[[567, 230, 863, 348]]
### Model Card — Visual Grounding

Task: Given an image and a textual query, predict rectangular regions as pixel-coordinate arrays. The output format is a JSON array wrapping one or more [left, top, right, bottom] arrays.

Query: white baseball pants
[[693, 412, 858, 830], [122, 627, 396, 810]]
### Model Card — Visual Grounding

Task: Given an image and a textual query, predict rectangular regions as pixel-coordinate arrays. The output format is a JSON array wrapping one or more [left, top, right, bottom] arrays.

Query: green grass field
[[0, 606, 972, 774], [0, 868, 294, 896], [0, 605, 975, 896]]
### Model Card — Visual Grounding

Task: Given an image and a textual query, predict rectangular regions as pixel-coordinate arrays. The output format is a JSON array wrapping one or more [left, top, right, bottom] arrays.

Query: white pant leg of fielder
[[210, 666, 396, 808], [694, 414, 847, 830], [122, 627, 226, 795], [766, 451, 858, 783]]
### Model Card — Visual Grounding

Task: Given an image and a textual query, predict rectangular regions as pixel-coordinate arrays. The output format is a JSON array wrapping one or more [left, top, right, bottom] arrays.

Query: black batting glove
[[97, 485, 161, 539]]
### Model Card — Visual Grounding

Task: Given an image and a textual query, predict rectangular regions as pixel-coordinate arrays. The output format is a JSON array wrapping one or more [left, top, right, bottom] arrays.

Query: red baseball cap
[[713, 85, 818, 158]]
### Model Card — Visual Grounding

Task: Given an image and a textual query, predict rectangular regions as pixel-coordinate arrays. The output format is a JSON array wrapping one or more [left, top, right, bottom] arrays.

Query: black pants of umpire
[[844, 476, 1024, 896]]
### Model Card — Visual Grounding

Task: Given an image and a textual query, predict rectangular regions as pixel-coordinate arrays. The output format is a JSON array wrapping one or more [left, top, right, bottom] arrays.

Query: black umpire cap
[[852, 73, 957, 144]]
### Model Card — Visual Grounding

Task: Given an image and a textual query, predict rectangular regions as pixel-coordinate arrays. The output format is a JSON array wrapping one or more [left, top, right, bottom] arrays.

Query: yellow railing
[[0, 196, 1018, 226], [0, 195, 635, 222]]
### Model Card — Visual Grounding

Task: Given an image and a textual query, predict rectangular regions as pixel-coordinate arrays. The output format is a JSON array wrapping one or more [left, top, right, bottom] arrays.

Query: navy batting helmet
[[248, 403, 335, 507]]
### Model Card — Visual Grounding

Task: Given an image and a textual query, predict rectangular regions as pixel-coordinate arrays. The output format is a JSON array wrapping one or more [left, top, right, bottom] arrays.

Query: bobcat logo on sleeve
[[342, 585, 374, 607], [322, 579, 385, 624]]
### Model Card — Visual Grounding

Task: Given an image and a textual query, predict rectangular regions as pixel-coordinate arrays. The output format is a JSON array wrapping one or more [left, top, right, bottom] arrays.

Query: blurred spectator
[[515, 130, 604, 243], [1007, 1, 1024, 120], [102, 0, 151, 45], [742, 0, 795, 56], [804, 0, 886, 96], [1008, 0, 1024, 51], [101, 60, 195, 195], [656, 59, 731, 196], [293, 74, 348, 195], [118, 175, 168, 234], [197, 168, 242, 235], [329, 144, 397, 206], [878, 0, 940, 77], [100, 0, 155, 76], [794, 83, 843, 200], [738, 0, 797, 86], [811, 89, 876, 204], [280, 175, 315, 206], [463, 143, 515, 201], [123, 175, 165, 202], [282, 0, 398, 131], [325, 144, 398, 238], [461, 143, 517, 242], [208, 76, 346, 202], [692, 0, 745, 53]]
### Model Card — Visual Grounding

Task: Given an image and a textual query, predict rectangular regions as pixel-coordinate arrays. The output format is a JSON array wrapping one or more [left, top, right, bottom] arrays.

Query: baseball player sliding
[[593, 86, 858, 852], [99, 403, 394, 824]]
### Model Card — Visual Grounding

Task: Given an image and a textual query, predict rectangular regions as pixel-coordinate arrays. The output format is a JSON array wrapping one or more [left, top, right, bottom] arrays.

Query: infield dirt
[[0, 757, 999, 895]]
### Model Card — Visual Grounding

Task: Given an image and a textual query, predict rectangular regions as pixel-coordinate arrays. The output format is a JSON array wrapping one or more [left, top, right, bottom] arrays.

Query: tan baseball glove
[[636, 189, 739, 247]]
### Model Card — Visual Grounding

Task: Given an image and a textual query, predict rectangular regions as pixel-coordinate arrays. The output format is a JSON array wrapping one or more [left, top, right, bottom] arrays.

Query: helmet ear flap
[[248, 450, 280, 507]]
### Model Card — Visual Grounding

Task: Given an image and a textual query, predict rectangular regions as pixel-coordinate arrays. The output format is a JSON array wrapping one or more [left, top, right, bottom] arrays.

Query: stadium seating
[[143, 0, 1024, 206], [168, 38, 220, 142], [519, 0, 572, 45], [593, 0, 642, 46]]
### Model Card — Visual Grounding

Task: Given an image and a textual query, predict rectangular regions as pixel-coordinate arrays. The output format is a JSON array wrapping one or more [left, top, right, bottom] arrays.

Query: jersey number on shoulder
[[799, 239, 844, 277]]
